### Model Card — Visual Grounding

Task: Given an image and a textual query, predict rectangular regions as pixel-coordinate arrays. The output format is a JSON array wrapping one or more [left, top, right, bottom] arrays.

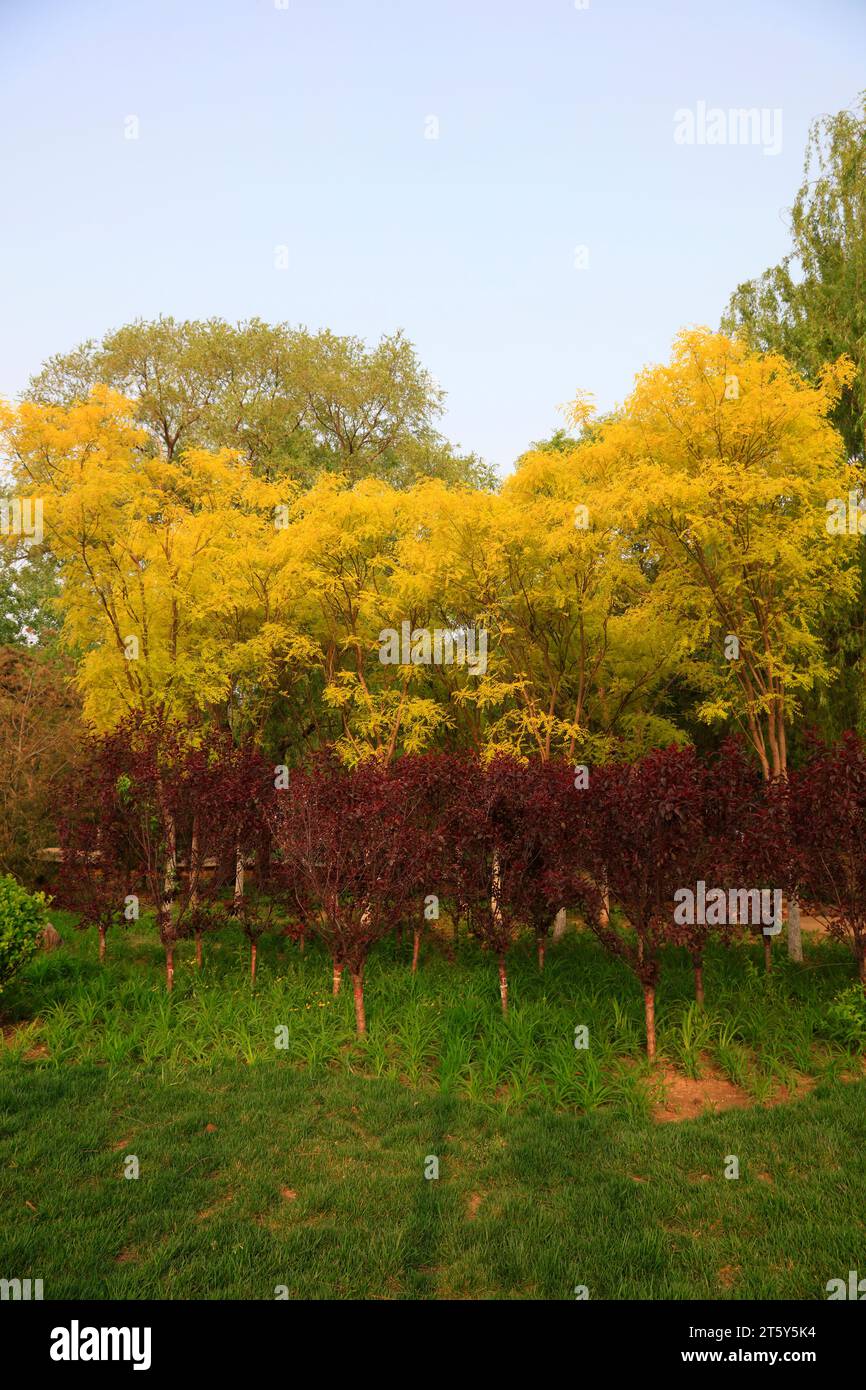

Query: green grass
[[1, 913, 865, 1298], [3, 1060, 865, 1299]]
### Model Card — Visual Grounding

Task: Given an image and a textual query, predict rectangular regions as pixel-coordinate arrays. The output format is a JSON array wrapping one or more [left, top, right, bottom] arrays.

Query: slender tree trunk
[[498, 953, 509, 1015], [195, 930, 203, 971], [643, 984, 656, 1060], [189, 814, 201, 908], [250, 938, 257, 985], [763, 933, 773, 974], [163, 811, 177, 902], [298, 929, 305, 954], [233, 842, 245, 909], [333, 961, 343, 996], [537, 936, 545, 971], [351, 968, 366, 1035], [159, 802, 178, 984], [787, 896, 803, 962], [693, 956, 704, 1008], [599, 875, 610, 927], [411, 927, 421, 973], [98, 924, 106, 963]]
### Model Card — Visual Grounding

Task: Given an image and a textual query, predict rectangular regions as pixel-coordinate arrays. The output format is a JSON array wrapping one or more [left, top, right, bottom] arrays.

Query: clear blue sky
[[2, 0, 864, 474]]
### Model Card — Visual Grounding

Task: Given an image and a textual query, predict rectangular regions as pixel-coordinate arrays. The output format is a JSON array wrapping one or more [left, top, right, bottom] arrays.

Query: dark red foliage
[[788, 731, 866, 987], [66, 709, 273, 987], [57, 759, 140, 960], [441, 755, 598, 1008], [578, 744, 711, 1053], [387, 753, 454, 970], [268, 752, 431, 1031]]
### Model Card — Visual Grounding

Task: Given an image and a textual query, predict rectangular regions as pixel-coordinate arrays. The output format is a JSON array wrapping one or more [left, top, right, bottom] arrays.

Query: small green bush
[[825, 982, 866, 1049], [0, 874, 49, 995]]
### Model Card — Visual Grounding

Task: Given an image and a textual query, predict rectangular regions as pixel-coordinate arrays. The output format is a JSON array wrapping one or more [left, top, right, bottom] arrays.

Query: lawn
[[2, 913, 865, 1299]]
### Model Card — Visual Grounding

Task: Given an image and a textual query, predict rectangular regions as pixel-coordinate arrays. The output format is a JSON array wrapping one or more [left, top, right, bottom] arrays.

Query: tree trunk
[[195, 930, 203, 970], [250, 939, 257, 985], [411, 927, 421, 974], [298, 930, 305, 954], [163, 811, 177, 903], [165, 943, 174, 993], [643, 984, 656, 1060], [333, 961, 343, 996], [599, 876, 610, 927], [537, 937, 545, 971], [189, 814, 201, 908], [693, 957, 704, 1008], [352, 969, 366, 1035], [498, 953, 509, 1015], [233, 842, 245, 909], [763, 933, 773, 973], [787, 896, 803, 962], [98, 924, 106, 963]]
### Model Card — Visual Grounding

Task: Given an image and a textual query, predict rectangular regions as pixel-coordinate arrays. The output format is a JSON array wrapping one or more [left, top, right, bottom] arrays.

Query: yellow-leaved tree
[[272, 474, 453, 765], [0, 387, 289, 731], [580, 329, 858, 781], [396, 468, 688, 763]]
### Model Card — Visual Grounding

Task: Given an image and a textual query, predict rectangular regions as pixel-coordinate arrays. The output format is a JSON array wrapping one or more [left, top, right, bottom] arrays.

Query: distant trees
[[0, 648, 82, 881], [26, 318, 493, 491], [722, 92, 866, 464]]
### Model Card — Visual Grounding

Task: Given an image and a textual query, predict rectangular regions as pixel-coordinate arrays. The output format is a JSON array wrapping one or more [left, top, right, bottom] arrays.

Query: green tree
[[28, 318, 494, 490], [722, 94, 866, 739], [722, 92, 866, 463]]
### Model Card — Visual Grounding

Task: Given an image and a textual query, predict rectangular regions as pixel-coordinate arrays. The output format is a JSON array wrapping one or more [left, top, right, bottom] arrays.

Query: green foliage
[[27, 317, 494, 491], [0, 874, 48, 993], [722, 91, 866, 462], [0, 544, 61, 648], [825, 982, 866, 1048]]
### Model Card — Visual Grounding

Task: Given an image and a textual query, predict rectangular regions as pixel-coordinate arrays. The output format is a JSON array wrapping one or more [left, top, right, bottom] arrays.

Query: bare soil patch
[[651, 1061, 816, 1123], [653, 1065, 752, 1123]]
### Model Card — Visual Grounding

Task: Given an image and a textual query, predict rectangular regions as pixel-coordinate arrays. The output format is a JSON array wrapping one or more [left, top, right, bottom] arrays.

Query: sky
[[1, 0, 865, 475]]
